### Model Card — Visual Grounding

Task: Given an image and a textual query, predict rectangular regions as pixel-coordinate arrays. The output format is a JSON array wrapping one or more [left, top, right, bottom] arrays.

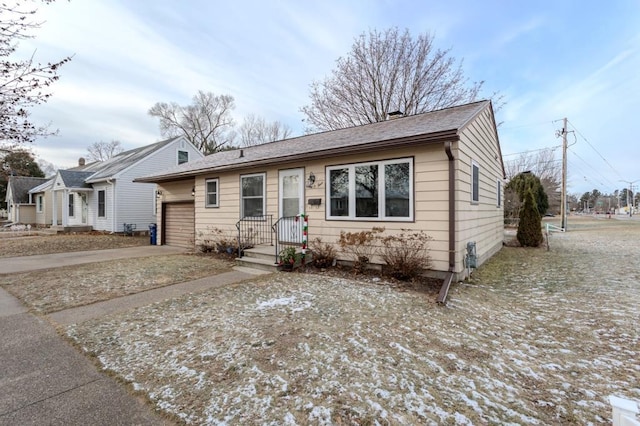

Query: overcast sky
[[15, 0, 640, 195]]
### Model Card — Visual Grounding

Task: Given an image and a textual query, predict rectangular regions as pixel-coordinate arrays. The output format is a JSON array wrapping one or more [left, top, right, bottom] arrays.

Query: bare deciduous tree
[[149, 91, 235, 155], [238, 114, 292, 147], [1, 1, 71, 145], [86, 140, 124, 162], [300, 27, 483, 132]]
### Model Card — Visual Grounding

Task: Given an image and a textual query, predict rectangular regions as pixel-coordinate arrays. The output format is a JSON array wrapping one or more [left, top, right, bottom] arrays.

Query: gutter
[[437, 140, 456, 304]]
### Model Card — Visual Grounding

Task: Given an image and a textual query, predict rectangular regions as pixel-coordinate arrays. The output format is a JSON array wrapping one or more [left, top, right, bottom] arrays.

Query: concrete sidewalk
[[0, 247, 268, 425], [0, 287, 172, 426]]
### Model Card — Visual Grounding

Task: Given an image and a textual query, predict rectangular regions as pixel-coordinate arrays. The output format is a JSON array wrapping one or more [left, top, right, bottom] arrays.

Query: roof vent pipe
[[78, 157, 86, 166], [239, 149, 244, 158]]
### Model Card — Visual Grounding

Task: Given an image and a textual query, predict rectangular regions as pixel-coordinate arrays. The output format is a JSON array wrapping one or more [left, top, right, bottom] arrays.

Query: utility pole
[[560, 118, 568, 230], [619, 180, 639, 217]]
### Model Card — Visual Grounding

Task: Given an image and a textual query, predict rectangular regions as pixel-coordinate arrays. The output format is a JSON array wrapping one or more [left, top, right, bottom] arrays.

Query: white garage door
[[163, 202, 195, 248]]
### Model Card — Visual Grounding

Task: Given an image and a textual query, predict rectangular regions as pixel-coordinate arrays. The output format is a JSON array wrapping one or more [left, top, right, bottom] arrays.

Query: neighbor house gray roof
[[136, 100, 493, 183], [59, 170, 94, 189], [6, 176, 48, 203], [84, 137, 180, 183], [28, 178, 54, 194]]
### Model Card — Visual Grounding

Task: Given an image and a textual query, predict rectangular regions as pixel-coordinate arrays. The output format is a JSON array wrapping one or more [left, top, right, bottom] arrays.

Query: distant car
[[543, 213, 555, 217]]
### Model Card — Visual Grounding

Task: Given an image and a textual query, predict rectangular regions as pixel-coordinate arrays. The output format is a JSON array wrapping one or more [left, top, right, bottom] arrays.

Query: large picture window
[[326, 158, 413, 221], [205, 178, 219, 208], [98, 190, 106, 217], [241, 173, 265, 218]]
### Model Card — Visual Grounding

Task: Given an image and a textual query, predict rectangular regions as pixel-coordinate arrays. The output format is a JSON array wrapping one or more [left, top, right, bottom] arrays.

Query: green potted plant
[[278, 246, 299, 270]]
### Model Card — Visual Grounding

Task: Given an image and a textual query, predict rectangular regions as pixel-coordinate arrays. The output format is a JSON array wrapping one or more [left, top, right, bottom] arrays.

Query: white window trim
[[240, 173, 266, 218], [177, 150, 189, 165], [325, 157, 414, 221], [68, 193, 75, 217], [98, 190, 106, 218], [205, 178, 219, 208], [37, 195, 44, 213], [471, 161, 480, 204]]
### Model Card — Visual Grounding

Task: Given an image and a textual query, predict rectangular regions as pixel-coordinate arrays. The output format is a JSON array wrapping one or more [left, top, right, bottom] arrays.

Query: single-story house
[[137, 100, 505, 284], [5, 176, 49, 224], [29, 136, 203, 232]]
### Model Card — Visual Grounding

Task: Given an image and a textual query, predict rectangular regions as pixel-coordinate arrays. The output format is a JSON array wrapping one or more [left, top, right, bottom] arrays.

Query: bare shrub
[[197, 227, 238, 255], [338, 227, 384, 273], [379, 230, 432, 280], [310, 237, 337, 268]]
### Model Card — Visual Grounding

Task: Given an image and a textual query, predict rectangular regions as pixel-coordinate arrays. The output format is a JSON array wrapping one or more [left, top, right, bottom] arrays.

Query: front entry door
[[81, 193, 88, 224], [278, 168, 304, 243]]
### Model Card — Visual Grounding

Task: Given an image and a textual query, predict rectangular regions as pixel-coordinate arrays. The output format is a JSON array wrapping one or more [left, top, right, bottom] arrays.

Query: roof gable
[[138, 100, 493, 182], [85, 136, 188, 182], [6, 176, 48, 203]]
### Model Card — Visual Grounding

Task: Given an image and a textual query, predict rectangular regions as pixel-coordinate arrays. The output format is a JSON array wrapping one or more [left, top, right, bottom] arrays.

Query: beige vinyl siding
[[193, 145, 454, 273], [456, 107, 504, 271]]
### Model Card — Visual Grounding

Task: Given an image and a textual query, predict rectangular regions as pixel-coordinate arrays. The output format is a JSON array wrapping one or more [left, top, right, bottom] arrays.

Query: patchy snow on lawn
[[67, 219, 640, 424]]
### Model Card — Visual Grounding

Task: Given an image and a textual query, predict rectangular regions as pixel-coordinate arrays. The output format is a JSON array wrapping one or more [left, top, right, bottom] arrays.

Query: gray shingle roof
[[59, 170, 94, 189], [84, 137, 180, 182], [7, 176, 48, 203], [137, 101, 491, 183]]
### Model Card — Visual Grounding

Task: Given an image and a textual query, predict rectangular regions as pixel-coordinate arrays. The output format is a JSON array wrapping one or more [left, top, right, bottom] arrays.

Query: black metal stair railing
[[235, 215, 273, 256]]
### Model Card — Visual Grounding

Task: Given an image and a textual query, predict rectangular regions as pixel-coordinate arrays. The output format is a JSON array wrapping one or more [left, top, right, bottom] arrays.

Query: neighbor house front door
[[278, 168, 304, 243]]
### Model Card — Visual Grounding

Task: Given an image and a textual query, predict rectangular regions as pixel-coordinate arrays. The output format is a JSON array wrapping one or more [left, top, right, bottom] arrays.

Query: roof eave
[[135, 130, 459, 183]]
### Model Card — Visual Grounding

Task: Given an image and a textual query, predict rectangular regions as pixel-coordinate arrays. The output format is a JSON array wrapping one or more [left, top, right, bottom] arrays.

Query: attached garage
[[162, 201, 194, 248]]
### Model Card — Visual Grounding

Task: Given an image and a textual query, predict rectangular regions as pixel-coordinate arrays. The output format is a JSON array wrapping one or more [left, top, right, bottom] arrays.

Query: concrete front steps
[[236, 245, 280, 272], [236, 245, 312, 273]]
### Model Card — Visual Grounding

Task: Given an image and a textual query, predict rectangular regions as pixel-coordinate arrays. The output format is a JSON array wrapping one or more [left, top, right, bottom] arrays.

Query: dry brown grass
[[2, 254, 233, 314], [67, 217, 640, 424], [0, 233, 149, 258]]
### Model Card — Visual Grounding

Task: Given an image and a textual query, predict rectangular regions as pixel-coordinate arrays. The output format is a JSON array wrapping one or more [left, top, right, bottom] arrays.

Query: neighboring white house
[[30, 136, 203, 233]]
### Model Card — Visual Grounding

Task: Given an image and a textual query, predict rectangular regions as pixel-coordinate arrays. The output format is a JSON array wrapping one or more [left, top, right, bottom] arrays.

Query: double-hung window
[[68, 194, 75, 217], [205, 178, 219, 208], [326, 158, 413, 221], [36, 195, 44, 213], [241, 173, 265, 218], [98, 190, 106, 217], [496, 178, 502, 207], [471, 161, 480, 204]]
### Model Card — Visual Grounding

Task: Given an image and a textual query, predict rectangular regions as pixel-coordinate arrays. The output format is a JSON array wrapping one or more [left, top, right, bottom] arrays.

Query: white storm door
[[278, 168, 304, 243], [81, 193, 88, 224]]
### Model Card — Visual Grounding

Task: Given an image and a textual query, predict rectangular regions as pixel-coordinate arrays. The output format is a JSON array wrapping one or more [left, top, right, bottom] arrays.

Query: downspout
[[437, 141, 456, 304]]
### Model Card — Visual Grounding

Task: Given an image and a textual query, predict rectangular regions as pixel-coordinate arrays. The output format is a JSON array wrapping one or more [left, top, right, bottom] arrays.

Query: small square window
[[178, 150, 189, 165], [206, 178, 219, 208]]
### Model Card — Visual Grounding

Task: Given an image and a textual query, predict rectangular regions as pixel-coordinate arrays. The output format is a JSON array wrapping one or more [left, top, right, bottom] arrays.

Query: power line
[[566, 119, 622, 181]]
